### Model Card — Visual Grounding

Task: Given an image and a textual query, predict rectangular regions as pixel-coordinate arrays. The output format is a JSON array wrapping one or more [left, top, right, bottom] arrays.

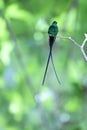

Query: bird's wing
[[48, 25, 54, 34], [48, 25, 58, 36]]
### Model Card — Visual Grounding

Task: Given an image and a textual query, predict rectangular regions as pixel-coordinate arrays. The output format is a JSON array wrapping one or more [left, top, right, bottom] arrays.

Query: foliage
[[0, 0, 87, 130]]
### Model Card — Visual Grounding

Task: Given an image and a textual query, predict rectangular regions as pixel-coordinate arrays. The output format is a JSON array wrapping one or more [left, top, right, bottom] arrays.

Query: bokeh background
[[0, 0, 87, 130]]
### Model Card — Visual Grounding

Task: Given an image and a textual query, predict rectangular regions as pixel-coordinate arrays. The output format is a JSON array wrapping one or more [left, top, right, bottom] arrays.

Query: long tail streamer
[[42, 49, 61, 85], [50, 51, 61, 85], [42, 50, 51, 85]]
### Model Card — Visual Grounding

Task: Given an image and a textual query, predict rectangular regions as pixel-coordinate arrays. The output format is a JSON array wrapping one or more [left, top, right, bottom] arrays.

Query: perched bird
[[42, 21, 61, 85]]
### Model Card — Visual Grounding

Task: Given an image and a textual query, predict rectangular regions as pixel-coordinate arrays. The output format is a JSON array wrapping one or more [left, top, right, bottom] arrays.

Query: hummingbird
[[42, 21, 61, 85]]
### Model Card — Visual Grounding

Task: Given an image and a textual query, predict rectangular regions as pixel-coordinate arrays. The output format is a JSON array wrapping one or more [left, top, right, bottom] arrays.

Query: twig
[[58, 34, 87, 61]]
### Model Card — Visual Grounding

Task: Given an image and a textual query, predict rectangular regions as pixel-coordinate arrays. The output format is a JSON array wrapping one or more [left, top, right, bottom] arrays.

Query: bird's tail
[[50, 51, 61, 85], [42, 49, 51, 85]]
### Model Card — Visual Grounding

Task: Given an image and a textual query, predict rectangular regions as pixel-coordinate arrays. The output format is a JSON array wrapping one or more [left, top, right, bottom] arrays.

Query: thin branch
[[58, 36, 80, 47], [58, 34, 87, 61]]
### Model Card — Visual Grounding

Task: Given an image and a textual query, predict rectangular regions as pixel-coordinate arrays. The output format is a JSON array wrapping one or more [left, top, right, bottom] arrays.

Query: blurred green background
[[0, 0, 87, 130]]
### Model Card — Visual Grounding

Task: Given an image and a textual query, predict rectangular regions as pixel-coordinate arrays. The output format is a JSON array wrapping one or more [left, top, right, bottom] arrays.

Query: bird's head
[[53, 21, 57, 24], [52, 21, 57, 26]]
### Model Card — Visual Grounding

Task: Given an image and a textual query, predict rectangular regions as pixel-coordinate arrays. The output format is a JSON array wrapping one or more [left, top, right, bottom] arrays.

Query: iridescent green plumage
[[48, 21, 58, 36], [42, 21, 61, 85]]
